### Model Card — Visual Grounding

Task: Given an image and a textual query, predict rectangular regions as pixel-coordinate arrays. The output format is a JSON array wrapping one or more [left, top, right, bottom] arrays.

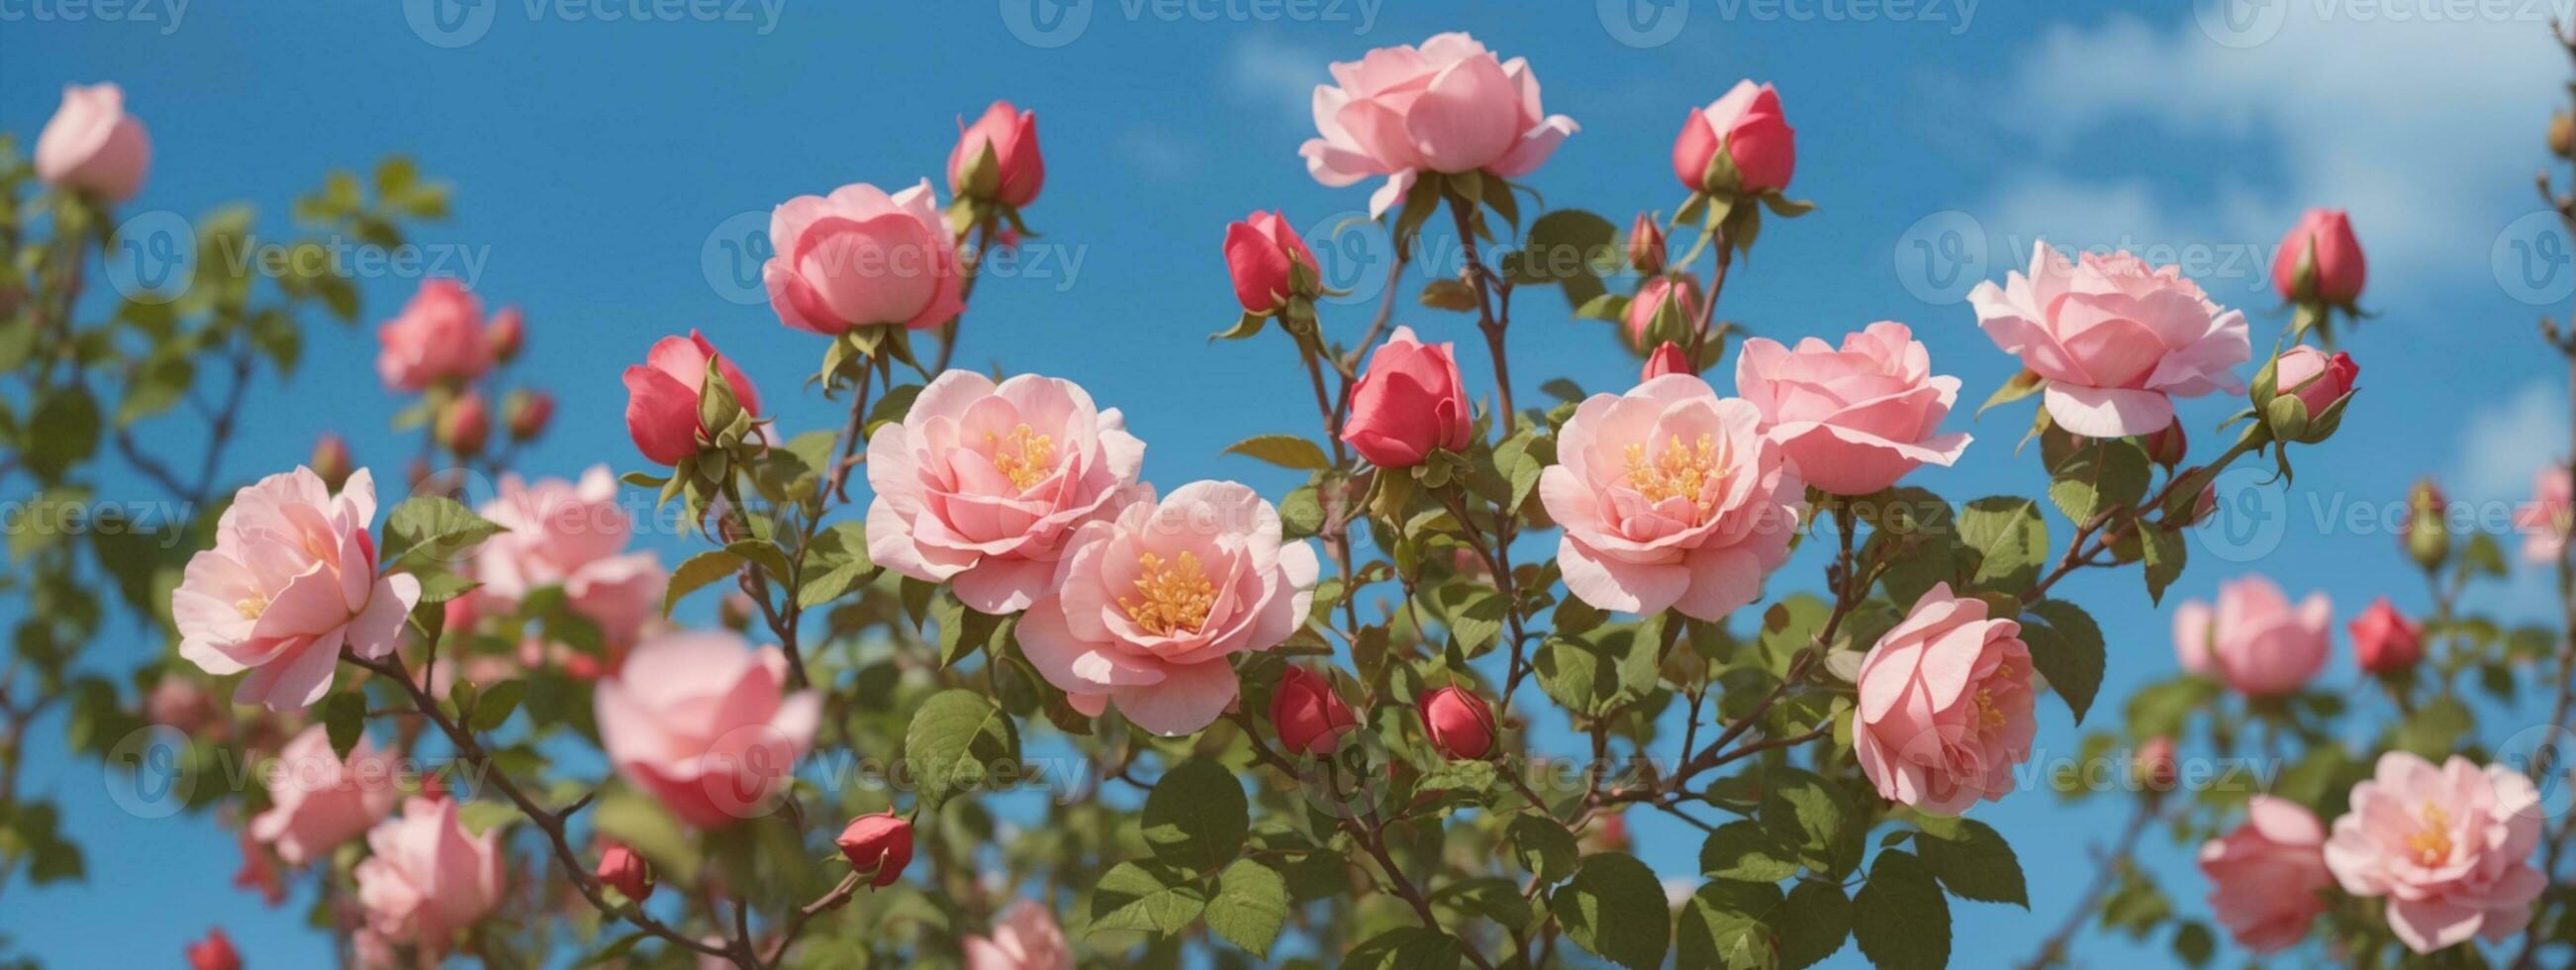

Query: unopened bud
[[2553, 111, 2574, 159], [487, 307, 525, 363], [506, 388, 554, 441], [595, 842, 654, 904], [1642, 341, 1691, 382], [2142, 423, 2187, 468], [2404, 480, 2450, 572], [310, 433, 354, 492], [437, 393, 491, 456], [835, 812, 914, 888], [1627, 212, 1667, 276]]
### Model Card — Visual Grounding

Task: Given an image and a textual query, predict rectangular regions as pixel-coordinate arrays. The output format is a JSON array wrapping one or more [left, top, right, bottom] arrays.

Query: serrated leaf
[[1677, 879, 1781, 970], [1853, 850, 1949, 970], [1141, 757, 1248, 872], [797, 521, 877, 609], [1088, 861, 1207, 937], [1204, 860, 1288, 957], [1222, 434, 1332, 470], [1341, 927, 1462, 970], [903, 690, 1019, 811], [1509, 815, 1579, 885], [1759, 767, 1853, 876], [1550, 853, 1671, 970], [1777, 880, 1853, 969], [383, 496, 507, 570], [661, 549, 743, 617], [1701, 821, 1800, 883], [1915, 818, 2028, 908], [324, 692, 365, 759], [2023, 600, 2106, 725], [1957, 496, 2048, 593]]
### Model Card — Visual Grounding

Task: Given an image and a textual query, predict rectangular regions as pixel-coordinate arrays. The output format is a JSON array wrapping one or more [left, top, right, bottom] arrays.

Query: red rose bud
[[2142, 423, 2187, 468], [186, 929, 241, 970], [1419, 686, 1496, 760], [1223, 210, 1322, 315], [310, 433, 353, 492], [622, 330, 763, 466], [507, 388, 554, 441], [437, 392, 491, 456], [1672, 80, 1795, 195], [1342, 327, 1473, 469], [487, 306, 526, 362], [2271, 209, 2365, 305], [2347, 597, 2424, 676], [2135, 736, 2179, 793], [2404, 479, 2450, 571], [1269, 665, 1358, 756], [1642, 341, 1692, 382], [1627, 212, 1668, 276], [596, 842, 654, 903], [948, 100, 1044, 208], [835, 812, 913, 887]]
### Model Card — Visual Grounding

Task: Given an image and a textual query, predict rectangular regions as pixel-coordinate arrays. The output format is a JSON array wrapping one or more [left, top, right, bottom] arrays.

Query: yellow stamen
[[1119, 551, 1217, 636], [235, 594, 269, 621], [987, 424, 1056, 491], [1623, 433, 1726, 520], [2406, 804, 2454, 866], [1970, 687, 2007, 733]]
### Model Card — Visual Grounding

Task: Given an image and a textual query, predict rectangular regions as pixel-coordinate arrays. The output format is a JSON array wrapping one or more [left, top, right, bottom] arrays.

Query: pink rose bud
[[437, 392, 491, 456], [310, 433, 354, 492], [1268, 665, 1358, 756], [1625, 275, 1702, 349], [146, 677, 217, 733], [506, 388, 553, 441], [1300, 33, 1577, 217], [2270, 209, 2365, 305], [1223, 210, 1322, 315], [35, 83, 150, 202], [2172, 576, 2331, 696], [376, 279, 496, 393], [947, 100, 1044, 208], [762, 179, 966, 335], [1418, 685, 1495, 760], [2347, 598, 2423, 676], [486, 306, 525, 362], [835, 812, 914, 887], [1627, 212, 1668, 276], [2136, 736, 2179, 792], [2324, 753, 2548, 954], [1975, 243, 2249, 437], [1854, 582, 2036, 814], [1641, 340, 1691, 381], [621, 330, 763, 466], [1342, 327, 1473, 469], [2143, 423, 2187, 468], [1735, 322, 1970, 496], [2198, 796, 2334, 954], [185, 928, 241, 970], [2271, 345, 2358, 417], [964, 900, 1075, 970], [1672, 80, 1795, 196], [1588, 813, 1631, 853], [596, 842, 654, 903]]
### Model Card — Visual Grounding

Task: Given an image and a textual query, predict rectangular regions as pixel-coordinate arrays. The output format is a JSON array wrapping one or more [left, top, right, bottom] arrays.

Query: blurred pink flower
[[35, 82, 149, 201], [376, 279, 495, 392], [595, 631, 819, 828], [964, 899, 1074, 970], [2198, 795, 2334, 954], [2515, 466, 2570, 564], [2173, 576, 2331, 697], [354, 797, 507, 957], [249, 726, 399, 865]]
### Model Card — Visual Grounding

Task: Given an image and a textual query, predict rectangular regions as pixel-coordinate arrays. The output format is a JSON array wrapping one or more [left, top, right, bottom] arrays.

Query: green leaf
[[903, 690, 1019, 811], [1854, 850, 1949, 970], [1533, 623, 1661, 717], [469, 679, 526, 732], [1140, 757, 1249, 872], [1976, 368, 2046, 418], [2142, 527, 2186, 605], [661, 548, 744, 617], [117, 349, 195, 426], [2023, 600, 2107, 725], [1435, 877, 1534, 933], [1222, 434, 1333, 471], [1676, 880, 1782, 970], [383, 496, 507, 571], [724, 539, 793, 581], [1777, 880, 1854, 969], [324, 691, 365, 759], [27, 387, 101, 481], [2048, 438, 2151, 523], [1701, 821, 1800, 883], [1957, 496, 2048, 593], [1509, 815, 1580, 886], [1550, 853, 1672, 970], [1915, 818, 2029, 908], [1759, 767, 1854, 876], [1204, 859, 1288, 957], [930, 594, 1003, 668], [1341, 927, 1462, 970], [1088, 861, 1208, 937], [797, 522, 878, 609], [2172, 921, 2216, 967]]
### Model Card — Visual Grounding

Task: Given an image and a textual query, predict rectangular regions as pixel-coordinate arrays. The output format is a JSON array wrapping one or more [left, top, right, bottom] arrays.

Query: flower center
[[1624, 433, 1724, 516], [2406, 804, 2454, 866], [1120, 551, 1216, 636], [235, 594, 269, 621], [987, 424, 1055, 491]]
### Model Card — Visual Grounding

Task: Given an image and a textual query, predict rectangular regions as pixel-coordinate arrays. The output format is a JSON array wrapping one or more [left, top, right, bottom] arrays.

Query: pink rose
[[172, 467, 420, 710], [2172, 576, 2331, 697], [2516, 466, 2571, 564], [375, 279, 495, 393], [1299, 32, 1579, 217], [35, 83, 150, 202], [1624, 274, 1701, 348], [594, 631, 819, 828], [2197, 796, 2335, 954], [185, 929, 239, 970], [2348, 597, 2423, 675], [595, 841, 654, 903], [249, 726, 400, 866], [623, 330, 763, 466], [1538, 375, 1805, 621], [1341, 326, 1473, 469], [1269, 665, 1358, 756], [2270, 344, 2359, 417], [474, 466, 666, 649], [1223, 210, 1322, 314], [1419, 685, 1496, 760], [866, 370, 1148, 614], [949, 101, 1045, 208], [2136, 736, 2179, 792], [563, 552, 667, 653], [2324, 753, 2547, 954], [1015, 482, 1320, 735], [1734, 321, 1970, 495], [354, 797, 507, 956], [763, 179, 966, 335], [834, 812, 914, 887], [1852, 582, 2035, 815], [1671, 80, 1795, 195], [964, 899, 1074, 970], [1971, 242, 2250, 437], [2272, 208, 2365, 305]]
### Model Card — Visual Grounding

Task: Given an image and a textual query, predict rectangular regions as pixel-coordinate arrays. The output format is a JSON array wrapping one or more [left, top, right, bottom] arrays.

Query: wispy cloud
[[2453, 379, 2566, 503], [1227, 34, 1326, 126]]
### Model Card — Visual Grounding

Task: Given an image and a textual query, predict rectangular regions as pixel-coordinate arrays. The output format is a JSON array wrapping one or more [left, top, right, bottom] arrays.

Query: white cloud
[[2454, 378, 2567, 502], [1227, 34, 1326, 126], [1982, 9, 2563, 295]]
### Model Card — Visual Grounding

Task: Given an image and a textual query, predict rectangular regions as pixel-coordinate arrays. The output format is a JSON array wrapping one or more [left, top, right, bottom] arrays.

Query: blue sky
[[5, 0, 2574, 965]]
